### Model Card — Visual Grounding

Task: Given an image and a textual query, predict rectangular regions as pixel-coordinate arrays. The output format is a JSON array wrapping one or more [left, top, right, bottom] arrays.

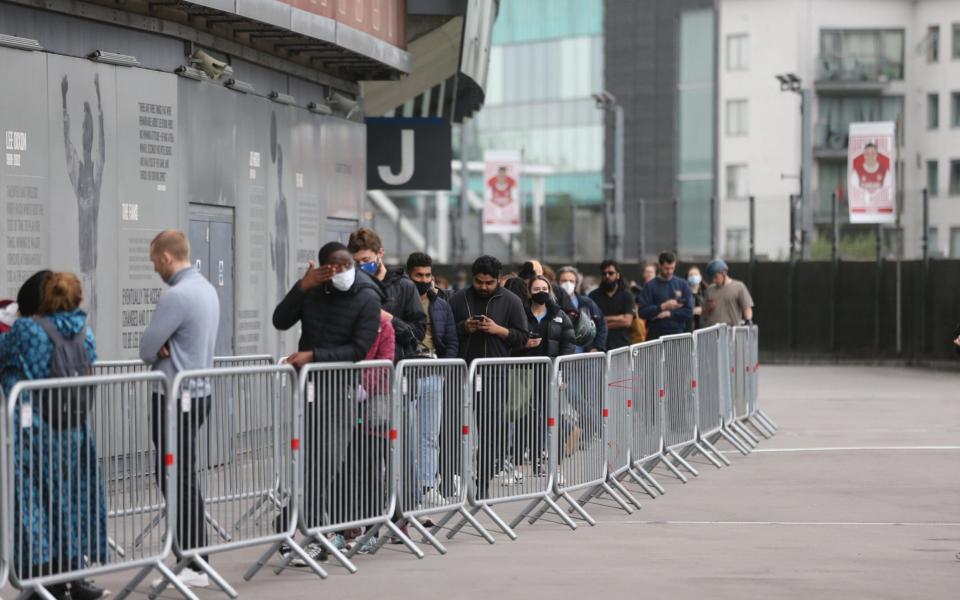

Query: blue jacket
[[638, 276, 694, 338], [428, 292, 459, 359]]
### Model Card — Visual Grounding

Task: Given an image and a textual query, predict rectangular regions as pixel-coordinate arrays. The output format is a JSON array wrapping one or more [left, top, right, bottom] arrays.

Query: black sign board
[[366, 117, 451, 190]]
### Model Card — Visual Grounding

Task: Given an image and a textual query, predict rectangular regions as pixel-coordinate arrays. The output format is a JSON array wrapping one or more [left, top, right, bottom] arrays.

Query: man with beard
[[588, 260, 636, 350]]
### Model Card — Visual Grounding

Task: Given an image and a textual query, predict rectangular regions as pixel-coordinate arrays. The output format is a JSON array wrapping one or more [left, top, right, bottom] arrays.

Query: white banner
[[847, 122, 896, 224], [482, 150, 522, 234]]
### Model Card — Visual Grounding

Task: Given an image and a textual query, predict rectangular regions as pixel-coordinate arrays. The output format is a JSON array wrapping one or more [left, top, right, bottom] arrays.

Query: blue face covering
[[688, 274, 702, 286], [359, 261, 379, 276]]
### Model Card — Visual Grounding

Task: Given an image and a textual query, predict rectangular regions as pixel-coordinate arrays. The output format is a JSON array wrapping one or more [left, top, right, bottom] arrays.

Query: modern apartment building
[[718, 0, 960, 260]]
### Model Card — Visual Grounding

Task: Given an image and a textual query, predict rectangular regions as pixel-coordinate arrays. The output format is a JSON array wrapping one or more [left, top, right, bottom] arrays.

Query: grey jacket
[[139, 267, 219, 395]]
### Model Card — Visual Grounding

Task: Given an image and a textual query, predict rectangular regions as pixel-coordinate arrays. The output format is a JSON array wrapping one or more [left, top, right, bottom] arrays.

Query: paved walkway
[[109, 366, 960, 599]]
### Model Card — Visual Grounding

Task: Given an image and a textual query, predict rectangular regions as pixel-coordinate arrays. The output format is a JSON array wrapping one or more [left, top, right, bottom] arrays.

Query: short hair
[[151, 230, 190, 261], [864, 142, 877, 151], [39, 272, 83, 314], [406, 252, 433, 272], [658, 251, 677, 265], [503, 276, 529, 301], [600, 259, 620, 273], [347, 227, 383, 254], [17, 270, 52, 317], [556, 266, 582, 286], [318, 241, 348, 265], [472, 255, 502, 278]]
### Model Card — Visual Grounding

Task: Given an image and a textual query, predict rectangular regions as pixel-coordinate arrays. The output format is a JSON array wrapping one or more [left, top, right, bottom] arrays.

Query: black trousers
[[152, 393, 211, 565]]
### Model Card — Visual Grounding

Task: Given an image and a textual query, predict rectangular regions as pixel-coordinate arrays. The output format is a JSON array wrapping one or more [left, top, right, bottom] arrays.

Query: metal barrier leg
[[752, 412, 777, 436], [560, 491, 596, 526], [511, 496, 547, 529], [624, 467, 659, 498], [115, 564, 159, 600], [409, 516, 448, 554], [384, 520, 426, 559], [445, 506, 479, 539], [717, 428, 751, 455], [668, 448, 700, 476], [480, 504, 519, 539], [689, 440, 724, 469], [658, 451, 689, 482], [745, 416, 774, 439], [154, 561, 201, 600], [731, 420, 760, 447], [756, 409, 778, 431], [632, 464, 666, 495], [190, 557, 238, 599], [700, 437, 731, 466], [243, 537, 328, 581], [607, 475, 643, 509], [437, 506, 495, 544]]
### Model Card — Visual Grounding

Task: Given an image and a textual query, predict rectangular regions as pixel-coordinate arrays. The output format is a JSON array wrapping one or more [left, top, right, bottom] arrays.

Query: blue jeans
[[410, 375, 444, 497]]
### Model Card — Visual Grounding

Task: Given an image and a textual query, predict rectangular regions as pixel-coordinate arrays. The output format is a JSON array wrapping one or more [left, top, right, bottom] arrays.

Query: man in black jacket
[[272, 241, 383, 564], [449, 255, 528, 497], [449, 255, 529, 362], [348, 227, 426, 361]]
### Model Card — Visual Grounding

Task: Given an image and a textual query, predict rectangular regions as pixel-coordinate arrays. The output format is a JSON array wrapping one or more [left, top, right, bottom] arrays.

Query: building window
[[928, 160, 939, 196], [953, 23, 960, 59], [726, 228, 748, 260], [726, 164, 748, 199], [928, 25, 940, 62], [950, 159, 960, 195], [953, 92, 960, 127], [819, 29, 904, 81], [928, 227, 940, 257], [928, 93, 939, 129], [950, 228, 960, 258], [726, 99, 748, 136], [727, 34, 748, 71]]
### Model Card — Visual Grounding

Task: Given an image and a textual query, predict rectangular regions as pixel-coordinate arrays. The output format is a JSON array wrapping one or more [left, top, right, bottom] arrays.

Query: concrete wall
[[0, 46, 365, 360]]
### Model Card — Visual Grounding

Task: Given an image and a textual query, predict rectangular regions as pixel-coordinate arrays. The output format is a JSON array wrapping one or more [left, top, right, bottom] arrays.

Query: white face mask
[[560, 281, 576, 296], [331, 267, 355, 292]]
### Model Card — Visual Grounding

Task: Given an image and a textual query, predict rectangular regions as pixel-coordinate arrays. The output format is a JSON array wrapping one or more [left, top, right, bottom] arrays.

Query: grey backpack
[[32, 316, 94, 428]]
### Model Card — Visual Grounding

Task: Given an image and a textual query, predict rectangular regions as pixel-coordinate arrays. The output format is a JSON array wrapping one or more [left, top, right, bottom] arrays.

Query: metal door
[[188, 219, 210, 279], [209, 221, 235, 355]]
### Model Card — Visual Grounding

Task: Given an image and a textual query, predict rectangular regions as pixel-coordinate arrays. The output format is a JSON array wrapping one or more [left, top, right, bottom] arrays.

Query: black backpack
[[32, 316, 94, 429]]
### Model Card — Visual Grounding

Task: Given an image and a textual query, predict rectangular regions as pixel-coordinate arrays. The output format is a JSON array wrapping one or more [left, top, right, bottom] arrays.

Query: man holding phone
[[450, 255, 529, 363]]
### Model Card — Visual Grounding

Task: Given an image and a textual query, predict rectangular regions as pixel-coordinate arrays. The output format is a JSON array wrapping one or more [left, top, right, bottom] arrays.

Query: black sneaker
[[27, 584, 69, 600], [70, 579, 107, 600]]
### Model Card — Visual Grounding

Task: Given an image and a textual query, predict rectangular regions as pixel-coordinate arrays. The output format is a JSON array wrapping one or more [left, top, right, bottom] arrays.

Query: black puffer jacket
[[272, 269, 384, 362], [516, 301, 576, 359], [378, 267, 427, 360]]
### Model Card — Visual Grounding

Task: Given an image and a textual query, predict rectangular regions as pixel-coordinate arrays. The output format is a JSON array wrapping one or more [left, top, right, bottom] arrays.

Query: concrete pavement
[[102, 365, 960, 599]]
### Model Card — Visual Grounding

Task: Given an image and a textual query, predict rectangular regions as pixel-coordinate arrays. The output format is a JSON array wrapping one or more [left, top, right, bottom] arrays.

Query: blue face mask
[[359, 261, 379, 276], [688, 274, 702, 286]]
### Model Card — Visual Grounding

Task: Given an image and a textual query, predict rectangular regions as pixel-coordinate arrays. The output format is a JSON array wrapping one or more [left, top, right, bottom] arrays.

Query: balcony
[[814, 53, 902, 94]]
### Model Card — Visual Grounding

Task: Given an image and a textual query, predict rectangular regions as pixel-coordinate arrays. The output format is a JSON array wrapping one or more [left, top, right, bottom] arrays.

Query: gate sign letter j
[[366, 117, 452, 191]]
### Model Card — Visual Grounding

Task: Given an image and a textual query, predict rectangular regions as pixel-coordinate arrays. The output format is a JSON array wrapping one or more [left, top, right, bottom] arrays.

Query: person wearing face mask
[[271, 241, 383, 564], [588, 260, 636, 350], [686, 266, 705, 332], [405, 252, 458, 507], [556, 266, 607, 354], [348, 227, 426, 362]]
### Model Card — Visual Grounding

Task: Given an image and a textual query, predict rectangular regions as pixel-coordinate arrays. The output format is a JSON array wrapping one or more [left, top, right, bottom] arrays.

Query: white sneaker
[[422, 487, 445, 507], [152, 568, 209, 589]]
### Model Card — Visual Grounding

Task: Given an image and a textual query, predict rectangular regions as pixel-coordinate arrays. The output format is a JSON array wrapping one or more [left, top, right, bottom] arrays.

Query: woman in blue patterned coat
[[1, 271, 107, 600]]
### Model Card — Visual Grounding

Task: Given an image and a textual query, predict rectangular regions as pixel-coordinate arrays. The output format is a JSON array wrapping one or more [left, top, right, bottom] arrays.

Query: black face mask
[[415, 281, 433, 296], [601, 279, 618, 292], [531, 291, 550, 305]]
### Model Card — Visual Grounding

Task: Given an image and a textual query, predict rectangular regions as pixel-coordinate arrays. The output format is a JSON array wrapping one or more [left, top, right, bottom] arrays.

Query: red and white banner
[[847, 122, 896, 224], [482, 150, 522, 234]]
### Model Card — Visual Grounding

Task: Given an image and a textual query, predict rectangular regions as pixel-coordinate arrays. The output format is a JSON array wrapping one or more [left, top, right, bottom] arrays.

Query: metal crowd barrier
[[3, 373, 200, 600], [270, 361, 420, 576], [603, 347, 657, 501], [448, 356, 576, 540], [627, 341, 668, 492], [713, 326, 751, 456], [393, 359, 493, 554], [522, 353, 637, 528], [747, 326, 778, 435], [149, 364, 307, 599], [660, 333, 716, 479], [692, 326, 732, 467], [731, 327, 767, 442]]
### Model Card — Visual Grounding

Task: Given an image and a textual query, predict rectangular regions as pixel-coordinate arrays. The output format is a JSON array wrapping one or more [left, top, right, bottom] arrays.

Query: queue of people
[[0, 221, 756, 597]]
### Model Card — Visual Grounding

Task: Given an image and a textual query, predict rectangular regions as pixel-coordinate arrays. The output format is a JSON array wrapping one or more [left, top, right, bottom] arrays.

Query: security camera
[[190, 49, 233, 81], [327, 91, 362, 120]]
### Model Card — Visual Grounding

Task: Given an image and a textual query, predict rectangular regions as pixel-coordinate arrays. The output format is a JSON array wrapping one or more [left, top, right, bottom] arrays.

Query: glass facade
[[819, 29, 904, 82], [676, 8, 716, 257], [474, 0, 604, 206]]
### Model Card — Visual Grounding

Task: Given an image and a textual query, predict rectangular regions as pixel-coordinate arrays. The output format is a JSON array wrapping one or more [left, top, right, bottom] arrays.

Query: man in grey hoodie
[[140, 229, 219, 588]]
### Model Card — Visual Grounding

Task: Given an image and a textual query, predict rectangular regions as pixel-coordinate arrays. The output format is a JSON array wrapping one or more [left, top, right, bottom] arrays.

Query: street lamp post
[[776, 73, 812, 260], [594, 91, 624, 262]]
